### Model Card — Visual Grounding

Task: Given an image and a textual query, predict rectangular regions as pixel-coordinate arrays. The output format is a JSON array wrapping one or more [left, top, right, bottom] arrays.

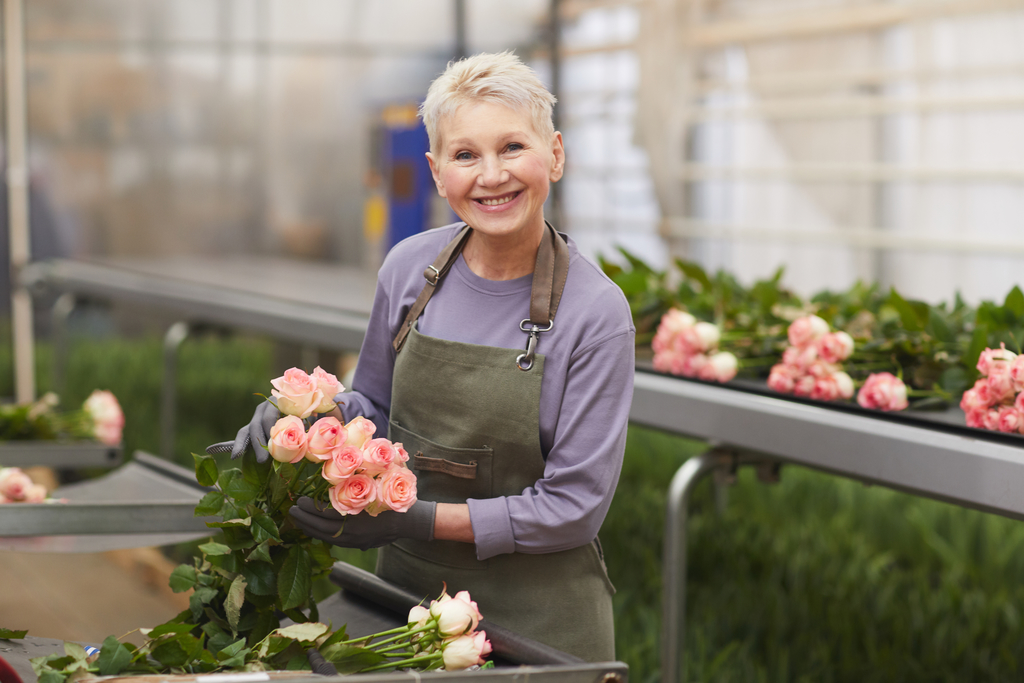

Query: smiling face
[[426, 100, 564, 246]]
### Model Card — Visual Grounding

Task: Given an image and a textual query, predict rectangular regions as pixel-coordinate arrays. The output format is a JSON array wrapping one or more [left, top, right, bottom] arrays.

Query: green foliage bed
[[5, 332, 1024, 681]]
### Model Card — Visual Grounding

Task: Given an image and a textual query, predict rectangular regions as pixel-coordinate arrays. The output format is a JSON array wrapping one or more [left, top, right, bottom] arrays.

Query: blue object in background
[[381, 104, 434, 251]]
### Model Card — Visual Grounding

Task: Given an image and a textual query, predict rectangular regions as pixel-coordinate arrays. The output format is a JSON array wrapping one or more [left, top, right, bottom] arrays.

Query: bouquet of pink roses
[[768, 315, 855, 402], [264, 366, 417, 516], [960, 344, 1024, 433], [652, 308, 738, 383]]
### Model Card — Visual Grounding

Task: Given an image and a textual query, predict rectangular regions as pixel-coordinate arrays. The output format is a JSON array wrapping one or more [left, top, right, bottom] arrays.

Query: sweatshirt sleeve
[[467, 325, 635, 559]]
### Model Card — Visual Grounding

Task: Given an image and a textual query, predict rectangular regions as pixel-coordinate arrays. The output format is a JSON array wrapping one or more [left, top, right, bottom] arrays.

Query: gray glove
[[230, 401, 280, 462], [288, 496, 436, 550]]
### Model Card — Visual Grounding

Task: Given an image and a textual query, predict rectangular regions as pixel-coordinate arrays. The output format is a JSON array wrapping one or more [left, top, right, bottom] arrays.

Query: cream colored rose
[[311, 366, 344, 414], [343, 416, 377, 449], [268, 415, 308, 464], [83, 390, 124, 446], [271, 368, 324, 419]]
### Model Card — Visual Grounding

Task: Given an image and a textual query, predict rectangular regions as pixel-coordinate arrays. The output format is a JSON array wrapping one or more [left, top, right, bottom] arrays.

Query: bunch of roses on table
[[768, 315, 856, 402], [960, 345, 1024, 433], [652, 308, 738, 383], [0, 466, 47, 503], [403, 587, 493, 671], [267, 366, 417, 516]]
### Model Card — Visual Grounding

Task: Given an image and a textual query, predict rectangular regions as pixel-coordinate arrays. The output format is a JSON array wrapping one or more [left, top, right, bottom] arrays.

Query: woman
[[241, 52, 634, 661]]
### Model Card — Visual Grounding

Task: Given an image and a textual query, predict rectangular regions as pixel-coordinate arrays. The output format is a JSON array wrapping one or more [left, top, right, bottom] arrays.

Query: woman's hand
[[288, 496, 437, 550], [230, 401, 280, 462]]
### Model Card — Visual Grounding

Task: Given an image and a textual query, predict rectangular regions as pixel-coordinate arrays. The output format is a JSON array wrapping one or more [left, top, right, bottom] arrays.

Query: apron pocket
[[389, 421, 494, 504]]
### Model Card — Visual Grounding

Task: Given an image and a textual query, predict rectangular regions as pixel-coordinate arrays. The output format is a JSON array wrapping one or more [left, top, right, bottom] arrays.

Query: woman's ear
[[426, 152, 447, 198], [549, 132, 565, 183]]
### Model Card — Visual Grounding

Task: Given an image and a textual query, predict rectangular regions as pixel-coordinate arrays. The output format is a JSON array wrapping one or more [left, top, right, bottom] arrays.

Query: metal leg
[[161, 322, 189, 460], [661, 449, 722, 683], [50, 293, 75, 399]]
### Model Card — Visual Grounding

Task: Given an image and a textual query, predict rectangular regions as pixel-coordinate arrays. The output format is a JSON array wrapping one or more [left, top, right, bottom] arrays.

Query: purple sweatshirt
[[339, 223, 635, 561]]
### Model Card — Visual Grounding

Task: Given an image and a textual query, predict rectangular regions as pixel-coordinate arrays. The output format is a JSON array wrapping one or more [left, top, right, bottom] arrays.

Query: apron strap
[[392, 225, 472, 352], [391, 222, 570, 358]]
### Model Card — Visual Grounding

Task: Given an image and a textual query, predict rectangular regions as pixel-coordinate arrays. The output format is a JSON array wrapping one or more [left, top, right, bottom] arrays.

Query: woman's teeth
[[480, 194, 515, 206]]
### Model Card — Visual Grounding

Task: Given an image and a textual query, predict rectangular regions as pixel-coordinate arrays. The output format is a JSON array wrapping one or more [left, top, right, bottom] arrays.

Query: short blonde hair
[[420, 51, 557, 156]]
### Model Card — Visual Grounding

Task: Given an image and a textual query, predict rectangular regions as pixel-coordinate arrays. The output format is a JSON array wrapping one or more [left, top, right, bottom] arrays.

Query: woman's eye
[[455, 151, 473, 161], [506, 143, 524, 153]]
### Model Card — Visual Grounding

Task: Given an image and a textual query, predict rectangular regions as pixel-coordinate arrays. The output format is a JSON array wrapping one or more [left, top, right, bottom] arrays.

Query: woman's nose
[[478, 155, 508, 186]]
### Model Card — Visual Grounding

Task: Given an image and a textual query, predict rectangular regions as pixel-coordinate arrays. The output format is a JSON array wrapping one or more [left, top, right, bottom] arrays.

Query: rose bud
[[408, 605, 432, 628], [708, 352, 738, 383], [311, 366, 344, 414], [693, 322, 721, 353], [816, 331, 855, 364], [268, 415, 308, 464], [271, 367, 324, 419], [787, 315, 829, 348], [322, 445, 363, 484], [343, 416, 377, 449], [329, 473, 377, 515], [375, 465, 417, 514], [306, 417, 347, 462], [442, 632, 492, 671]]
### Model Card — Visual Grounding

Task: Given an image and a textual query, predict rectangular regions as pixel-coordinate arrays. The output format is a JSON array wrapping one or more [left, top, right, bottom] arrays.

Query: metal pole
[[161, 322, 189, 460], [661, 450, 720, 683], [453, 0, 467, 60], [50, 292, 75, 399], [548, 0, 563, 228], [5, 0, 35, 403]]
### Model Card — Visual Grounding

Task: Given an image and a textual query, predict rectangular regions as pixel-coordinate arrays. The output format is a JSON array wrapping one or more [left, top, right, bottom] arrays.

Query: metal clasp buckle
[[425, 265, 441, 286], [516, 319, 554, 371]]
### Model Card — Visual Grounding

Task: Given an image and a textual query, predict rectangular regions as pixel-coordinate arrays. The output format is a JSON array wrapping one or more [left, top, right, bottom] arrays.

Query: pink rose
[[83, 390, 124, 446], [793, 374, 817, 397], [707, 352, 738, 383], [361, 438, 400, 476], [24, 483, 47, 503], [653, 350, 677, 373], [322, 445, 363, 484], [442, 632, 492, 671], [306, 417, 347, 462], [679, 353, 709, 378], [810, 375, 840, 402], [960, 385, 988, 413], [652, 329, 673, 355], [832, 371, 855, 399], [997, 406, 1022, 433], [0, 468, 33, 501], [965, 408, 986, 429], [783, 344, 818, 370], [977, 345, 1017, 377], [693, 322, 721, 353], [1015, 391, 1024, 414], [767, 364, 798, 394], [344, 416, 377, 449], [268, 415, 308, 464], [394, 442, 410, 464], [807, 361, 836, 379], [329, 473, 377, 515], [374, 465, 418, 515], [1011, 355, 1024, 392], [983, 408, 1002, 431], [433, 593, 481, 636], [674, 328, 701, 356], [788, 315, 829, 348], [311, 366, 344, 414], [660, 308, 696, 335], [816, 332, 855, 364], [856, 372, 909, 412], [271, 368, 324, 419], [986, 369, 1016, 404], [408, 605, 431, 628]]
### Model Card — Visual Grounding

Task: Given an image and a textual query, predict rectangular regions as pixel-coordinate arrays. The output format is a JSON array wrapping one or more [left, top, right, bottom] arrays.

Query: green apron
[[376, 225, 616, 661]]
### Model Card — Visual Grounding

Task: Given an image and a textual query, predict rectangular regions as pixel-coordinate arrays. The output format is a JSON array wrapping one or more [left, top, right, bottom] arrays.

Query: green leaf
[[676, 259, 713, 291], [225, 476, 261, 504], [278, 545, 312, 611], [97, 635, 133, 676], [887, 288, 927, 332], [225, 574, 247, 633], [37, 671, 66, 683], [146, 623, 196, 638], [249, 507, 281, 544], [611, 270, 649, 297], [617, 246, 654, 274], [151, 635, 199, 668], [190, 586, 220, 621], [207, 517, 251, 529], [199, 541, 233, 557], [193, 453, 219, 487], [926, 308, 954, 343], [242, 450, 272, 487], [194, 490, 226, 517], [64, 642, 88, 663], [0, 628, 27, 639], [168, 564, 199, 593], [248, 611, 280, 647], [307, 542, 335, 572], [242, 561, 277, 596], [217, 639, 250, 668], [1005, 286, 1024, 318], [274, 622, 329, 643], [249, 541, 273, 564], [320, 644, 388, 673]]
